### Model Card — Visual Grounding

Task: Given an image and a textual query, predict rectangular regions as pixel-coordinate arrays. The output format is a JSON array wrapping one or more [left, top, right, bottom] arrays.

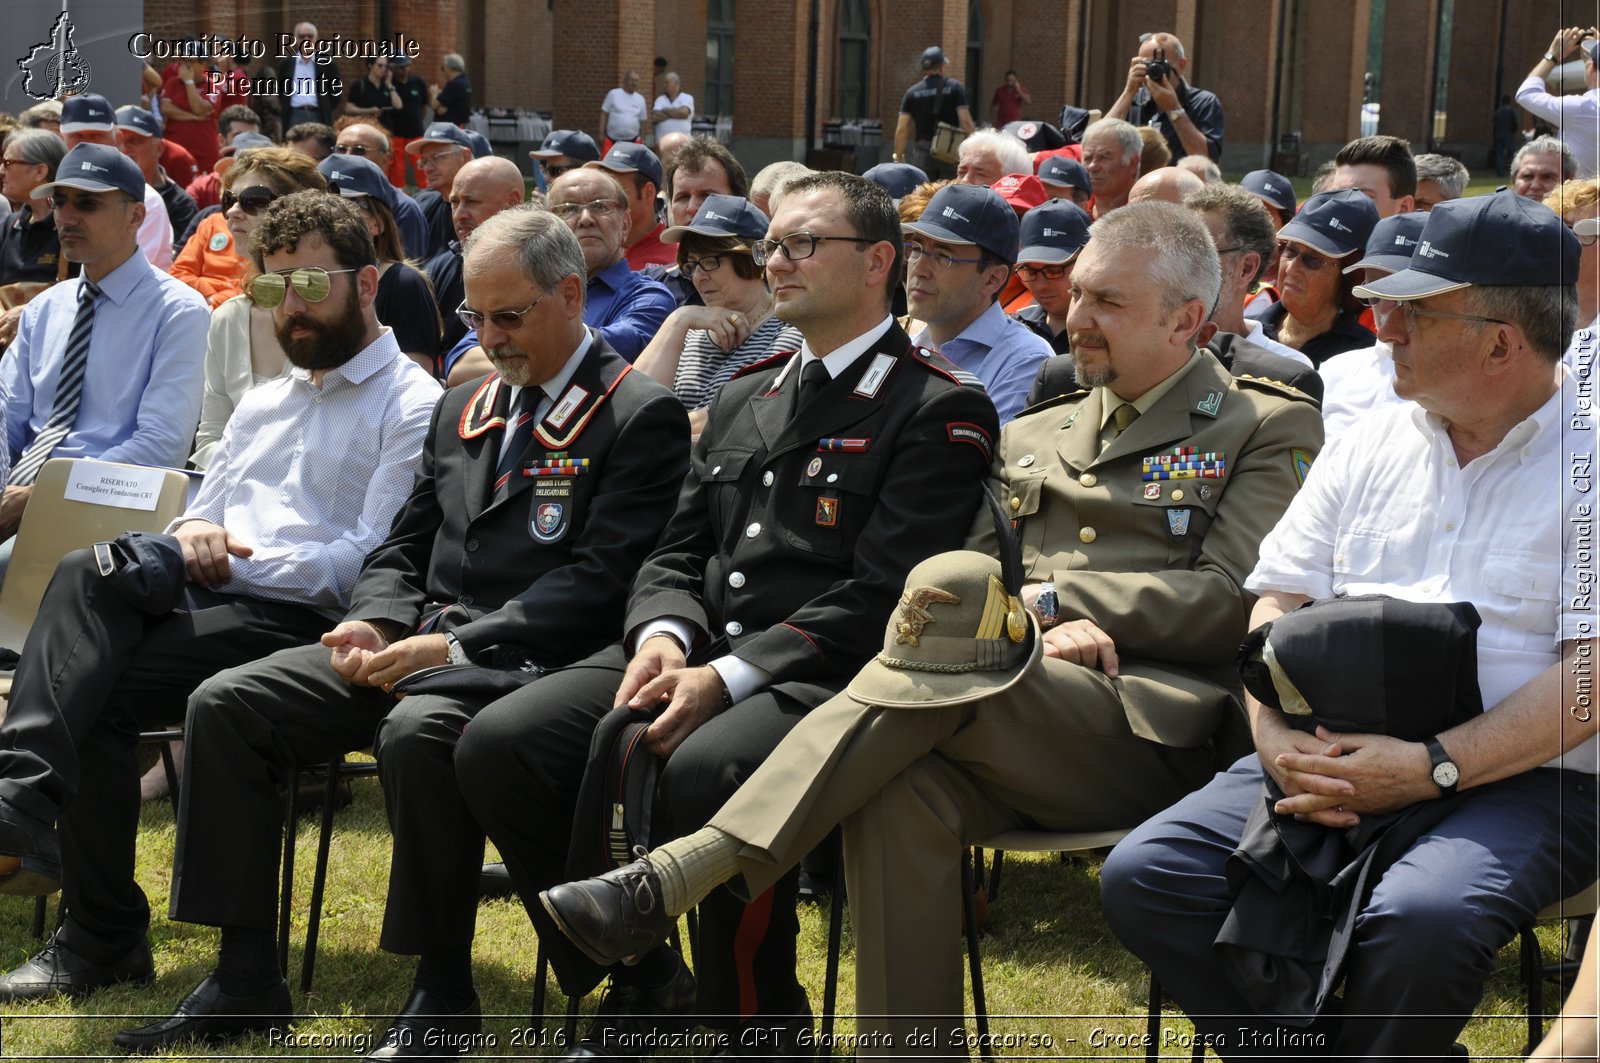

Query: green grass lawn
[[0, 772, 1577, 1059]]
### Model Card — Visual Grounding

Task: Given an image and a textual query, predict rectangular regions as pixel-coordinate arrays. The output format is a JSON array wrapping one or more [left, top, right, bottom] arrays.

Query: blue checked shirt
[[2, 250, 209, 470], [173, 328, 441, 616]]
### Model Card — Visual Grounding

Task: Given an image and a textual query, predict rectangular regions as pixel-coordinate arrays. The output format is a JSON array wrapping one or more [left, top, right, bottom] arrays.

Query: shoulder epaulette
[[911, 346, 986, 390], [1233, 373, 1317, 404], [1015, 388, 1091, 420]]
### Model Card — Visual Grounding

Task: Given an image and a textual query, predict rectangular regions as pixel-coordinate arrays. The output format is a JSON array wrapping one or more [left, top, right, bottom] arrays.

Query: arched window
[[837, 0, 871, 120], [706, 0, 735, 117]]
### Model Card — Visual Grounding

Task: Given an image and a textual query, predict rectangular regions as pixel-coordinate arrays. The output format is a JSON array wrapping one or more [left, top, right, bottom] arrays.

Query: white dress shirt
[[1318, 340, 1409, 448], [1243, 318, 1314, 369], [1247, 368, 1597, 773], [138, 184, 173, 271], [173, 328, 440, 616], [635, 316, 895, 703], [1516, 74, 1600, 178]]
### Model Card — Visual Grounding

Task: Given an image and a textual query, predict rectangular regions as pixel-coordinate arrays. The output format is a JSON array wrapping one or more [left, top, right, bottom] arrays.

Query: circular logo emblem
[[208, 231, 230, 252], [806, 457, 823, 477]]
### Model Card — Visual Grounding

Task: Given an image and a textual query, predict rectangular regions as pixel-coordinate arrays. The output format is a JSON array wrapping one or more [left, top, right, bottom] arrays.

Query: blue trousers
[[1102, 756, 1599, 1062]]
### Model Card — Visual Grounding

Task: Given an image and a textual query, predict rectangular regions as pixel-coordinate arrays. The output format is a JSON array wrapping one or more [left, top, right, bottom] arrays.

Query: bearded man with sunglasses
[[0, 144, 207, 563], [118, 205, 689, 1056], [0, 188, 439, 1008]]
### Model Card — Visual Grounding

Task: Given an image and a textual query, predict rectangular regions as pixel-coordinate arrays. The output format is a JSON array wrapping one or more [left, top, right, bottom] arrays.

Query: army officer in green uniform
[[541, 200, 1325, 1055]]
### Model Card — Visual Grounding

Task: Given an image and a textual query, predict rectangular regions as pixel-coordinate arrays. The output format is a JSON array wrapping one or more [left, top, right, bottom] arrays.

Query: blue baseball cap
[[61, 93, 115, 134], [1037, 156, 1091, 195], [862, 162, 928, 202], [589, 142, 663, 190], [389, 53, 412, 66], [1355, 190, 1581, 300], [319, 154, 393, 204], [1277, 189, 1378, 259], [661, 194, 769, 243], [921, 46, 948, 68], [1344, 211, 1429, 275], [406, 122, 473, 156], [33, 143, 146, 202], [115, 105, 161, 139], [903, 183, 1020, 265], [465, 130, 492, 158], [229, 132, 274, 152], [530, 129, 600, 163], [1016, 200, 1091, 264], [1241, 169, 1296, 214]]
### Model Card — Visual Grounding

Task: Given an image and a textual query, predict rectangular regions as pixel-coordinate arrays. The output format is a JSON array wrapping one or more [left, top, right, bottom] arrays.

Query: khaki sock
[[650, 827, 742, 916]]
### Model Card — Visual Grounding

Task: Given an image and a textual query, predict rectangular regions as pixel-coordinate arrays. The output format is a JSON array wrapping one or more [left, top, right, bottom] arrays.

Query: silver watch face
[[1433, 760, 1460, 788]]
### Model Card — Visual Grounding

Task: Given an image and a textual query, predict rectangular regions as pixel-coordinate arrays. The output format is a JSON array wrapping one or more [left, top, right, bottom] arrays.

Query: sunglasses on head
[[222, 187, 279, 215], [250, 267, 358, 308]]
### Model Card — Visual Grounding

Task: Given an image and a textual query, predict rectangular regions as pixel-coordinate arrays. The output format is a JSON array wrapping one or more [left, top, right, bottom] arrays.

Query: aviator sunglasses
[[250, 267, 358, 308]]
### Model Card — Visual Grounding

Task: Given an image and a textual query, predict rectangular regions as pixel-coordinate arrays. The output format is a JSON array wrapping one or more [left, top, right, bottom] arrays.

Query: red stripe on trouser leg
[[732, 884, 776, 1020]]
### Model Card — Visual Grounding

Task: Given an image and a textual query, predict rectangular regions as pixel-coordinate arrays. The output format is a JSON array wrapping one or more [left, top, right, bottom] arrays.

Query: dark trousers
[[457, 644, 812, 1023], [0, 550, 325, 963], [1101, 756, 1600, 1062], [168, 642, 397, 933]]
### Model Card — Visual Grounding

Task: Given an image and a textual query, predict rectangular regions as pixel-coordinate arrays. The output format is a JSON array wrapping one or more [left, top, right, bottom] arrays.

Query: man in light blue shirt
[[903, 183, 1050, 423], [0, 143, 208, 571], [0, 190, 438, 1006]]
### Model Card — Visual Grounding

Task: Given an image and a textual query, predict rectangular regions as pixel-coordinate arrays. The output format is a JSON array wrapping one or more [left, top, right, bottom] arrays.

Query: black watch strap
[[1424, 736, 1460, 795]]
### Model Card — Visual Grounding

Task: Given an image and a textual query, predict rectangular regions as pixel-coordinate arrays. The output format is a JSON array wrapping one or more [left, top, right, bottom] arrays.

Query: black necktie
[[12, 280, 101, 486], [797, 359, 831, 409], [493, 387, 539, 502]]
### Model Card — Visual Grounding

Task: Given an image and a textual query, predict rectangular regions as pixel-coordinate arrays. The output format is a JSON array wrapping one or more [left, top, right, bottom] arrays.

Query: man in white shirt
[[599, 70, 649, 153], [1320, 211, 1430, 445], [1104, 189, 1598, 1061], [651, 71, 694, 140], [1516, 27, 1600, 179], [0, 191, 438, 1005]]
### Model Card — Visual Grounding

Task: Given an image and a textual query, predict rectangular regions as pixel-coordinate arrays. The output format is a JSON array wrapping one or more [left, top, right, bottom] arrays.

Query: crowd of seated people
[[0, 33, 1591, 1062]]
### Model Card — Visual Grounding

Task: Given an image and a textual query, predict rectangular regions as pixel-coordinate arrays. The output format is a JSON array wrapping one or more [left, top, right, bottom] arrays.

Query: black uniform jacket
[[346, 332, 690, 669], [625, 323, 999, 703]]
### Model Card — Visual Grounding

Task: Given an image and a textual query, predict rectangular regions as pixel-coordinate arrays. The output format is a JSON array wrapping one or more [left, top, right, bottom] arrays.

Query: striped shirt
[[173, 328, 440, 616], [673, 315, 803, 411]]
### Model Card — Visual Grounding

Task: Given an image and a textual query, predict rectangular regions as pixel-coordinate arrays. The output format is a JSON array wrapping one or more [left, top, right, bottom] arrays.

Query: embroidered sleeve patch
[[1291, 448, 1314, 486], [947, 422, 994, 463]]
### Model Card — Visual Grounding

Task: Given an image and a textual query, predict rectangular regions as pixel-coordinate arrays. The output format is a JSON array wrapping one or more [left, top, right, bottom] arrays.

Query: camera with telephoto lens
[[1144, 47, 1172, 83]]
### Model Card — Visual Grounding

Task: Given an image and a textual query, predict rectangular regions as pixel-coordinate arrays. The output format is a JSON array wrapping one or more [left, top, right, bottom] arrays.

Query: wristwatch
[[1166, 106, 1188, 121], [1423, 736, 1459, 795], [1544, 51, 1560, 62], [443, 631, 470, 666]]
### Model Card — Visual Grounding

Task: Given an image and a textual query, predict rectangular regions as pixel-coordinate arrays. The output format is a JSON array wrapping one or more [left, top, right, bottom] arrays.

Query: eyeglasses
[[456, 291, 551, 332], [1, 159, 34, 169], [903, 241, 990, 270], [49, 192, 133, 213], [1214, 244, 1246, 256], [416, 148, 462, 167], [1016, 263, 1071, 282], [752, 232, 874, 266], [682, 254, 733, 275], [222, 187, 279, 215], [334, 144, 370, 156], [1276, 242, 1334, 271], [251, 267, 358, 308], [550, 199, 623, 221], [1357, 296, 1510, 334]]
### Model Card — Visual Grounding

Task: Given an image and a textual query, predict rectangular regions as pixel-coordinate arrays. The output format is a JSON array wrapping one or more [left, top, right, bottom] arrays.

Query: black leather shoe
[[559, 953, 696, 1063], [479, 862, 515, 900], [113, 973, 291, 1053], [540, 858, 675, 967], [365, 986, 482, 1060], [0, 795, 61, 896], [0, 934, 153, 1002]]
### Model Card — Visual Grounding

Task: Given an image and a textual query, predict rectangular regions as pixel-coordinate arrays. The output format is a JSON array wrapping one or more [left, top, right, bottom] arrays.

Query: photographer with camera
[[1107, 31, 1223, 162]]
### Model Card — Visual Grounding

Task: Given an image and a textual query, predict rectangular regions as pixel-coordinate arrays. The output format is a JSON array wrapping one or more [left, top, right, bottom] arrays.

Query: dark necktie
[[492, 387, 540, 503], [12, 280, 101, 486], [797, 359, 831, 410]]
